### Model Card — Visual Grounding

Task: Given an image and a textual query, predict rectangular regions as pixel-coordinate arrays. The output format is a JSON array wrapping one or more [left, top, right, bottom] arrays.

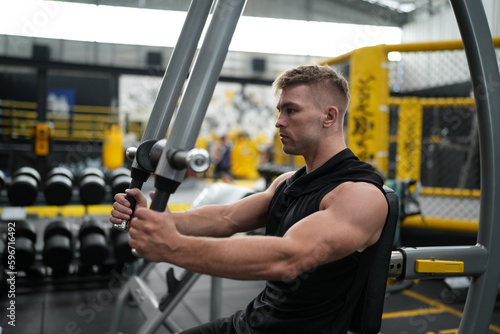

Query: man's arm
[[127, 181, 388, 282], [110, 172, 294, 237]]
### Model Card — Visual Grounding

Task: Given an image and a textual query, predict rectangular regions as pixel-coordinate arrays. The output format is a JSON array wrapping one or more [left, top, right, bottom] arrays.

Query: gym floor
[[1, 178, 499, 334]]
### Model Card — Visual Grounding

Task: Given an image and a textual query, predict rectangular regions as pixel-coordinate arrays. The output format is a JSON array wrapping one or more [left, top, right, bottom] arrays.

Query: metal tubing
[[108, 261, 156, 334], [130, 0, 213, 171], [399, 245, 488, 280], [108, 283, 132, 334], [114, 0, 212, 230], [152, 0, 247, 198], [450, 0, 500, 333], [210, 277, 223, 321], [138, 271, 201, 334]]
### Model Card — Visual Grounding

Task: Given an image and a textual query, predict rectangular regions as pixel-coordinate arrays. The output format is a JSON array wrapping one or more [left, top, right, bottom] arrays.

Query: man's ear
[[324, 106, 339, 128]]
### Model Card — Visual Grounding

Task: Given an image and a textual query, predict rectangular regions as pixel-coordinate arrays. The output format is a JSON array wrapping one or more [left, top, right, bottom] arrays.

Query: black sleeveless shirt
[[233, 149, 385, 334]]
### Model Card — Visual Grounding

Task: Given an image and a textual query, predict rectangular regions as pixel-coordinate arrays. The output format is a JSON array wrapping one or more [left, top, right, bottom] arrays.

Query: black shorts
[[179, 315, 238, 334]]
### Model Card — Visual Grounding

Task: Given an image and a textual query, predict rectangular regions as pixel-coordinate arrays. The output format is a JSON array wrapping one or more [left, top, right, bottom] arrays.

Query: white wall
[[401, 0, 499, 43]]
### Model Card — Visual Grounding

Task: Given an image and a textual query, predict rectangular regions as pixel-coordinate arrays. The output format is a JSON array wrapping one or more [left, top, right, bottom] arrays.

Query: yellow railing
[[0, 100, 145, 141]]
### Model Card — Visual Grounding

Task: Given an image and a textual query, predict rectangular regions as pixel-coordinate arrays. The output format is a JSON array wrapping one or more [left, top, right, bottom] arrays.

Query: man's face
[[275, 84, 325, 156]]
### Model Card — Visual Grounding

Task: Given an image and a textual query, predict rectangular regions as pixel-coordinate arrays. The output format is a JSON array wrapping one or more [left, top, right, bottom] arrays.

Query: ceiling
[[49, 0, 435, 27]]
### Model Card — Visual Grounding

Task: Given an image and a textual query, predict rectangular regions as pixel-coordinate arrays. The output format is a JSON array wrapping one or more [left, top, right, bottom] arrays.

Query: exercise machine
[[109, 0, 500, 332]]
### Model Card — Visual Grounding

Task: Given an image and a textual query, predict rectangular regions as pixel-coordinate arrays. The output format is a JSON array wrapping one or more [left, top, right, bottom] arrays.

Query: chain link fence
[[329, 44, 496, 226]]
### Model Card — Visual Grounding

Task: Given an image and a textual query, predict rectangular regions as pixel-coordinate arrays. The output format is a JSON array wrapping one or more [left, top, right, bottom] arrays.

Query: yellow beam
[[389, 97, 475, 107], [1, 110, 38, 118], [319, 36, 500, 66], [401, 215, 478, 233], [1, 203, 190, 218], [420, 187, 480, 198], [10, 101, 37, 109], [73, 105, 114, 114]]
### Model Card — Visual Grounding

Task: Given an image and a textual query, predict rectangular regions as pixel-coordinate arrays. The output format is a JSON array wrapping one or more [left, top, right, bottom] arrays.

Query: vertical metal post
[[113, 0, 214, 232], [135, 0, 212, 144], [128, 0, 213, 184], [36, 66, 47, 123], [210, 277, 223, 321], [151, 0, 247, 211], [450, 0, 500, 333]]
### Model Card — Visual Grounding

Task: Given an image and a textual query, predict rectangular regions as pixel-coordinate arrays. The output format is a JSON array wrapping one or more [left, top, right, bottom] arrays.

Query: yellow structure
[[347, 45, 390, 174], [319, 36, 500, 179], [395, 97, 423, 180], [102, 123, 124, 170], [318, 37, 500, 234]]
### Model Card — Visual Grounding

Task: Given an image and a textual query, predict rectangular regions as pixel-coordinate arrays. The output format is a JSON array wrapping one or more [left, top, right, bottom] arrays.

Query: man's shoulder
[[321, 181, 385, 208]]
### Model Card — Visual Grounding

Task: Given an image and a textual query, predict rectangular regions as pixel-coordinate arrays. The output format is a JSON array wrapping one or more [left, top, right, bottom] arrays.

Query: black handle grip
[[125, 193, 137, 214], [113, 193, 138, 232]]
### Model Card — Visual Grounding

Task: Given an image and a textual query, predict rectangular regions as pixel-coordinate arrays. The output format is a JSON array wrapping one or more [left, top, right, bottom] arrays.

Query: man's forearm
[[168, 234, 298, 281], [172, 205, 237, 237], [172, 192, 269, 237]]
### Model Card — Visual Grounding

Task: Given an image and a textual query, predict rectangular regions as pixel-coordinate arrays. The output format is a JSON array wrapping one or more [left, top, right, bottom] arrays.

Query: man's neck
[[304, 142, 347, 174]]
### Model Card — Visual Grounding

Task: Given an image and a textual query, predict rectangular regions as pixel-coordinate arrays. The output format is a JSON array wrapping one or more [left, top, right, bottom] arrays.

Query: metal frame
[[109, 0, 247, 333], [389, 1, 500, 333], [450, 0, 500, 332], [110, 0, 499, 332]]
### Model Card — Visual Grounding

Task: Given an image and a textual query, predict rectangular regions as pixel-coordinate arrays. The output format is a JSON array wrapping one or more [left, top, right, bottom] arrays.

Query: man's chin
[[282, 147, 298, 156]]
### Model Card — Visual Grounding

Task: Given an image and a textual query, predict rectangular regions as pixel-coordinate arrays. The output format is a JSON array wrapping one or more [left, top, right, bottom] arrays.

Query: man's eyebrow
[[276, 101, 299, 110]]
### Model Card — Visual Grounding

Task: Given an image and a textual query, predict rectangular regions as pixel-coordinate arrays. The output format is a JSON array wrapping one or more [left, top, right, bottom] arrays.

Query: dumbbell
[[7, 167, 41, 206], [43, 220, 73, 270], [2, 221, 37, 271], [110, 228, 136, 263], [78, 217, 109, 267], [108, 168, 131, 197], [78, 167, 106, 205], [44, 167, 74, 205]]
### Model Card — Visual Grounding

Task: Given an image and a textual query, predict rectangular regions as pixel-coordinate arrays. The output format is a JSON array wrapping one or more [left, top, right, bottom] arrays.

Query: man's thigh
[[179, 316, 237, 334]]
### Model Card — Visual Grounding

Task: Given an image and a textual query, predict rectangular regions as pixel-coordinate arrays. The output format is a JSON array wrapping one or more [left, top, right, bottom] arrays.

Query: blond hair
[[272, 64, 350, 113]]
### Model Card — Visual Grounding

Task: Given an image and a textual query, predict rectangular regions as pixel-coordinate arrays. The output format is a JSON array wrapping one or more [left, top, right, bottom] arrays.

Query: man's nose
[[275, 113, 285, 128]]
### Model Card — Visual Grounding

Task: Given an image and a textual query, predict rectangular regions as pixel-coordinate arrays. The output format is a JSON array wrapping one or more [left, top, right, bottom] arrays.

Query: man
[[213, 135, 233, 182], [110, 64, 388, 334]]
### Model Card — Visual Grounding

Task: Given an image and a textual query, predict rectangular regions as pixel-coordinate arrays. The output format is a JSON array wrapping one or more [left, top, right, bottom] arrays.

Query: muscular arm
[[171, 189, 272, 237], [110, 172, 293, 237], [128, 181, 388, 282]]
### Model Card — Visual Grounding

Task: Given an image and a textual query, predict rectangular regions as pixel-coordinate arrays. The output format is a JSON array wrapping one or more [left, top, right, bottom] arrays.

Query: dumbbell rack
[[0, 206, 139, 290], [0, 165, 131, 208]]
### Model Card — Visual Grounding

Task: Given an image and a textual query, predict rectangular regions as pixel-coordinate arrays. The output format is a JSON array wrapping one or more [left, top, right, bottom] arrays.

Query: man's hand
[[109, 188, 150, 225], [127, 206, 181, 262]]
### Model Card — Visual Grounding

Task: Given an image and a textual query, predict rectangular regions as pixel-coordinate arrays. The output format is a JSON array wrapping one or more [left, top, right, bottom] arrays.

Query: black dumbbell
[[78, 167, 106, 205], [78, 217, 109, 267], [44, 167, 74, 205], [110, 228, 136, 263], [108, 168, 131, 197], [2, 221, 37, 271], [7, 167, 41, 206], [43, 220, 73, 270]]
